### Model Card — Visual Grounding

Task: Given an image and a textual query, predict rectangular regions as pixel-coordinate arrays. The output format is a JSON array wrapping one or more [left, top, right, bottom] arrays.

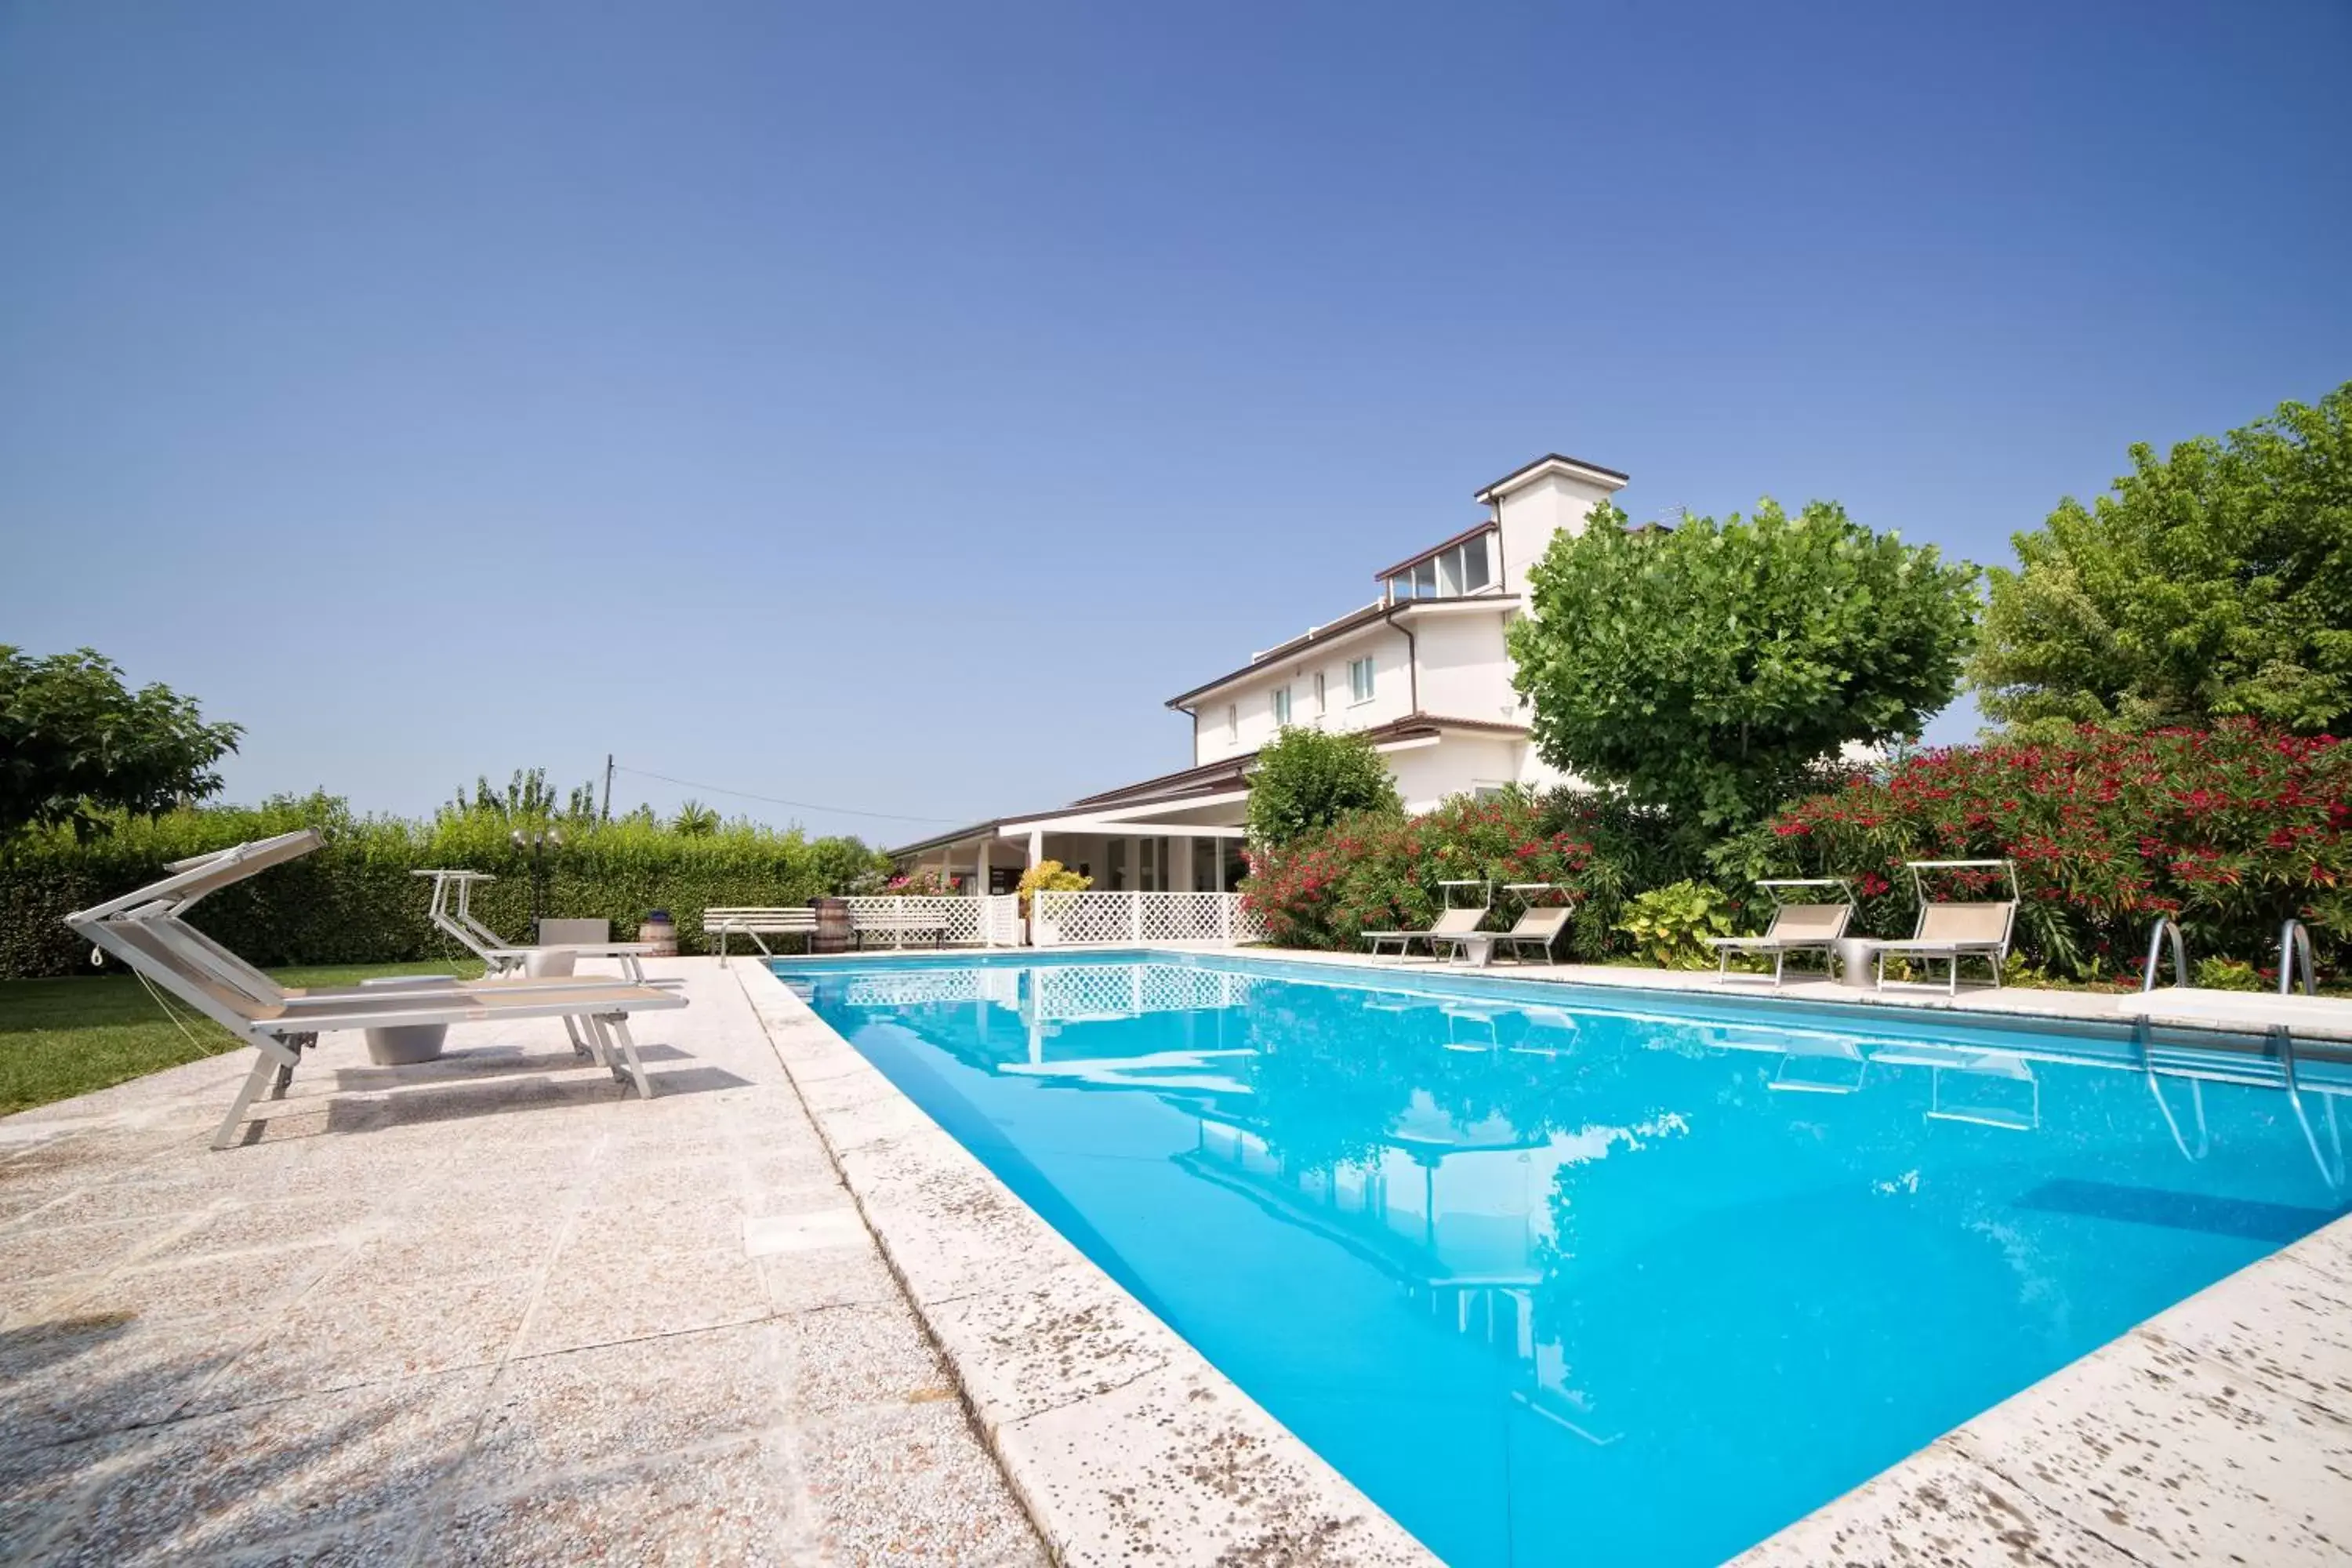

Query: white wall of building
[[1492, 470, 1622, 595], [1189, 622, 1414, 768], [1408, 606, 1518, 724]]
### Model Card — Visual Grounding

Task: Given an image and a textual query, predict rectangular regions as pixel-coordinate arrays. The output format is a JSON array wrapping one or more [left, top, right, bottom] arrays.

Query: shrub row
[[1242, 722, 2346, 982], [0, 795, 889, 979], [1752, 721, 2347, 982], [1241, 792, 1684, 961]]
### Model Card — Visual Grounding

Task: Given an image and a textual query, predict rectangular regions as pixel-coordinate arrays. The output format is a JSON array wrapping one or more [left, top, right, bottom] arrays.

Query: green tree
[[0, 647, 244, 840], [1245, 726, 1403, 847], [1508, 501, 1978, 832], [1973, 383, 2352, 737], [446, 767, 598, 823], [670, 799, 722, 837]]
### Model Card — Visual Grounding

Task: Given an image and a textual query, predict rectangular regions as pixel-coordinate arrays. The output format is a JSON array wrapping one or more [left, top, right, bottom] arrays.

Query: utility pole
[[601, 754, 614, 821]]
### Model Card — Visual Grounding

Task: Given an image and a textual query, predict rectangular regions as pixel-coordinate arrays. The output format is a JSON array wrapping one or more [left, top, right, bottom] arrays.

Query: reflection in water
[[791, 957, 2352, 1568]]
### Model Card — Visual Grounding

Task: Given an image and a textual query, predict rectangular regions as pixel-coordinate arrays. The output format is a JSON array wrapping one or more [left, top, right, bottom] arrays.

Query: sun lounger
[[1872, 860, 2019, 994], [1434, 884, 1577, 966], [1365, 881, 1492, 960], [67, 833, 687, 1148], [1707, 879, 1853, 985], [706, 906, 818, 962], [416, 869, 666, 981]]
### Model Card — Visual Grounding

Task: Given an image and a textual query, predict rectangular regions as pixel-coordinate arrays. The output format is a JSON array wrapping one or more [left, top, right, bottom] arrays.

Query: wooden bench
[[704, 907, 818, 962], [850, 906, 949, 949]]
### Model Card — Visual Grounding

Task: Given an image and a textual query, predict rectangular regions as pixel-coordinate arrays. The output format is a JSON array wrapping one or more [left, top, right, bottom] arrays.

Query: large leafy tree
[[0, 647, 244, 840], [1508, 501, 1978, 831], [1246, 725, 1402, 847], [1972, 383, 2352, 738]]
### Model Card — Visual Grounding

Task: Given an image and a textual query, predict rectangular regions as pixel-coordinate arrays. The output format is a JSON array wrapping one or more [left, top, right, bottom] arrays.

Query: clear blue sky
[[3, 2, 2347, 846]]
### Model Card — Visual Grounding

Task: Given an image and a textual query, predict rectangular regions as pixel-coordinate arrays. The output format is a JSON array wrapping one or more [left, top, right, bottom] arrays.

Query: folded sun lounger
[[1707, 879, 1853, 986], [67, 833, 687, 1149]]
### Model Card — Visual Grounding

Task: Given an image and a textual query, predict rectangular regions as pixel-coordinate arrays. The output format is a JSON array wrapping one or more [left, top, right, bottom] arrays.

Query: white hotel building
[[888, 453, 1628, 894]]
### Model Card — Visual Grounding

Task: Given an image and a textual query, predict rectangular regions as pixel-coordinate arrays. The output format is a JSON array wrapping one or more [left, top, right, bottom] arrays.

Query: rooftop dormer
[[1472, 453, 1629, 593], [1375, 521, 1497, 605]]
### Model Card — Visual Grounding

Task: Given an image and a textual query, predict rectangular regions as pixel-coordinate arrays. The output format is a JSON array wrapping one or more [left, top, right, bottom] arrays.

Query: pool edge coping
[[731, 957, 1443, 1568], [747, 946, 2352, 1566]]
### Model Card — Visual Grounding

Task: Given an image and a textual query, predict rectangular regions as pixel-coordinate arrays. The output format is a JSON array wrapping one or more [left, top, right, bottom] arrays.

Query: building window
[[1313, 672, 1327, 714], [1384, 531, 1495, 601], [1348, 656, 1375, 705], [1225, 703, 1238, 740], [1271, 685, 1291, 726]]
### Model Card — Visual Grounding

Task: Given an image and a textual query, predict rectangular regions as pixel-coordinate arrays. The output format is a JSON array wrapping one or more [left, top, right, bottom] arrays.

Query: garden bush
[[1240, 789, 1677, 960], [1755, 721, 2348, 982], [0, 792, 889, 978]]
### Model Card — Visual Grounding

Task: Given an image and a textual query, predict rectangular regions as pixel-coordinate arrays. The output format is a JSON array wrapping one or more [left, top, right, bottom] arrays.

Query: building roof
[[1472, 452, 1630, 503], [883, 712, 1531, 858]]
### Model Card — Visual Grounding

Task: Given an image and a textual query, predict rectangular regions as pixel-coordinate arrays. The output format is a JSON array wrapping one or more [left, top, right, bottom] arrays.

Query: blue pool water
[[774, 952, 2350, 1566]]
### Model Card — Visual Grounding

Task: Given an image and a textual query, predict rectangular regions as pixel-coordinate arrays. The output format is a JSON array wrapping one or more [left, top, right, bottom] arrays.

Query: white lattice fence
[[1029, 960, 1263, 1022], [982, 895, 1022, 947], [1030, 891, 1258, 946], [844, 896, 987, 946], [1031, 891, 1134, 946]]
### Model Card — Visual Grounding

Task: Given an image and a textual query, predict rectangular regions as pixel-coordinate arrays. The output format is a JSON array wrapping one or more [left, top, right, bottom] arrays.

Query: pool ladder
[[2138, 916, 2340, 1188]]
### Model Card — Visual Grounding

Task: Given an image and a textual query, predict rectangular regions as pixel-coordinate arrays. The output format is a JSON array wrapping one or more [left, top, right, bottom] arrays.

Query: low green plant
[[1017, 859, 1091, 916], [1614, 880, 1734, 968], [2192, 955, 2264, 992]]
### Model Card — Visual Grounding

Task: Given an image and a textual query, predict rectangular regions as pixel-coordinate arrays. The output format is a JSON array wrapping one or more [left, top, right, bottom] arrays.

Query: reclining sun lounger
[[1364, 881, 1492, 960], [1872, 860, 2019, 995], [1433, 884, 1577, 967], [67, 833, 687, 1149], [416, 869, 667, 982], [1707, 879, 1853, 985]]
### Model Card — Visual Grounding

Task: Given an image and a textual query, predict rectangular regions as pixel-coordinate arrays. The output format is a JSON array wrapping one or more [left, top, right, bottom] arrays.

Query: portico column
[[1214, 842, 1228, 893], [973, 837, 990, 896], [1027, 829, 1044, 868]]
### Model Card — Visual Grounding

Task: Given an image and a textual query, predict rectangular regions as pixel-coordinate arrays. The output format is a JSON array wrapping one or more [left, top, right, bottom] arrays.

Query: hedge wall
[[0, 798, 889, 979]]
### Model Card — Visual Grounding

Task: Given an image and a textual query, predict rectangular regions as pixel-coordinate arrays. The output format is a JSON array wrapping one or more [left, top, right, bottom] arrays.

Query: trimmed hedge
[[1, 797, 888, 979]]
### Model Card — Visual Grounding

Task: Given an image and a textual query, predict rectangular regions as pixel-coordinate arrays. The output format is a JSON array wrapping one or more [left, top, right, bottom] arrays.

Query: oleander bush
[[0, 791, 889, 978], [1751, 720, 2348, 982], [1240, 789, 1680, 960]]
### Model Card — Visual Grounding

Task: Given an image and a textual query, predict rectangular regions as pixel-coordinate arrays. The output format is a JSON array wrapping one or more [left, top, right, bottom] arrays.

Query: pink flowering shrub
[[1760, 720, 2348, 980], [1240, 792, 1650, 957]]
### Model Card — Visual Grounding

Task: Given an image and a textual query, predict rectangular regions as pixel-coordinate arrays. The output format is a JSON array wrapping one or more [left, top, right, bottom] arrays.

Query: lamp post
[[511, 827, 562, 940]]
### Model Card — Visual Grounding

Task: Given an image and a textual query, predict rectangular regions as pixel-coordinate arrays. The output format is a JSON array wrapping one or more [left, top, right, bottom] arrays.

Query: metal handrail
[[2143, 916, 2188, 993], [2280, 919, 2318, 997]]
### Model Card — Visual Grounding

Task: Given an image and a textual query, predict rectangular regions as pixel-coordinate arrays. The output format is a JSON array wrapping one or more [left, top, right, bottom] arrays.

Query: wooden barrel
[[811, 897, 851, 954], [637, 912, 678, 957]]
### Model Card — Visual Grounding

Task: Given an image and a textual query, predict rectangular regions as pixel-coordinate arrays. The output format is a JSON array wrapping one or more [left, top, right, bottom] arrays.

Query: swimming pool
[[773, 951, 2350, 1566]]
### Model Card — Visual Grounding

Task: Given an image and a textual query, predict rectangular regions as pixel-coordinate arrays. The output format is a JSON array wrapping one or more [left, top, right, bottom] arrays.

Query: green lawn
[[0, 960, 488, 1118]]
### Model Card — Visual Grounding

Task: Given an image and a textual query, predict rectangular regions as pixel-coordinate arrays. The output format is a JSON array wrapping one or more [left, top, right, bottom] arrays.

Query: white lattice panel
[[1030, 891, 1255, 947], [844, 896, 988, 946], [982, 895, 1023, 947], [841, 968, 1007, 1008], [1032, 891, 1134, 946]]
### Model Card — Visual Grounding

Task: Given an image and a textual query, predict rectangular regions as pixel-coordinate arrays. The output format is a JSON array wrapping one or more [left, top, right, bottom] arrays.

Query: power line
[[609, 763, 965, 826]]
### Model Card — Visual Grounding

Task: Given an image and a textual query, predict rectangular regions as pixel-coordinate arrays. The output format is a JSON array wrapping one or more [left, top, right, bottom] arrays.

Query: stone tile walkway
[[0, 960, 1046, 1566]]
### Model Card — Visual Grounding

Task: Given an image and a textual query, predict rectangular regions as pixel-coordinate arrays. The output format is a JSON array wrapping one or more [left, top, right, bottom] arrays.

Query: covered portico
[[891, 797, 1251, 897], [887, 756, 1257, 895]]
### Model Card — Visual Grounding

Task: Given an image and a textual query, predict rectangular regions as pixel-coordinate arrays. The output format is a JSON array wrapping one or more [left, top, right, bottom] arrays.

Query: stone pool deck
[[0, 959, 1044, 1566], [5, 948, 2350, 1566]]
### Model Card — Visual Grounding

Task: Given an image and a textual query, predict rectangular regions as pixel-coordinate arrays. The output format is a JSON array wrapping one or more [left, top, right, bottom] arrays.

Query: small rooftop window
[[1385, 530, 1492, 602]]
